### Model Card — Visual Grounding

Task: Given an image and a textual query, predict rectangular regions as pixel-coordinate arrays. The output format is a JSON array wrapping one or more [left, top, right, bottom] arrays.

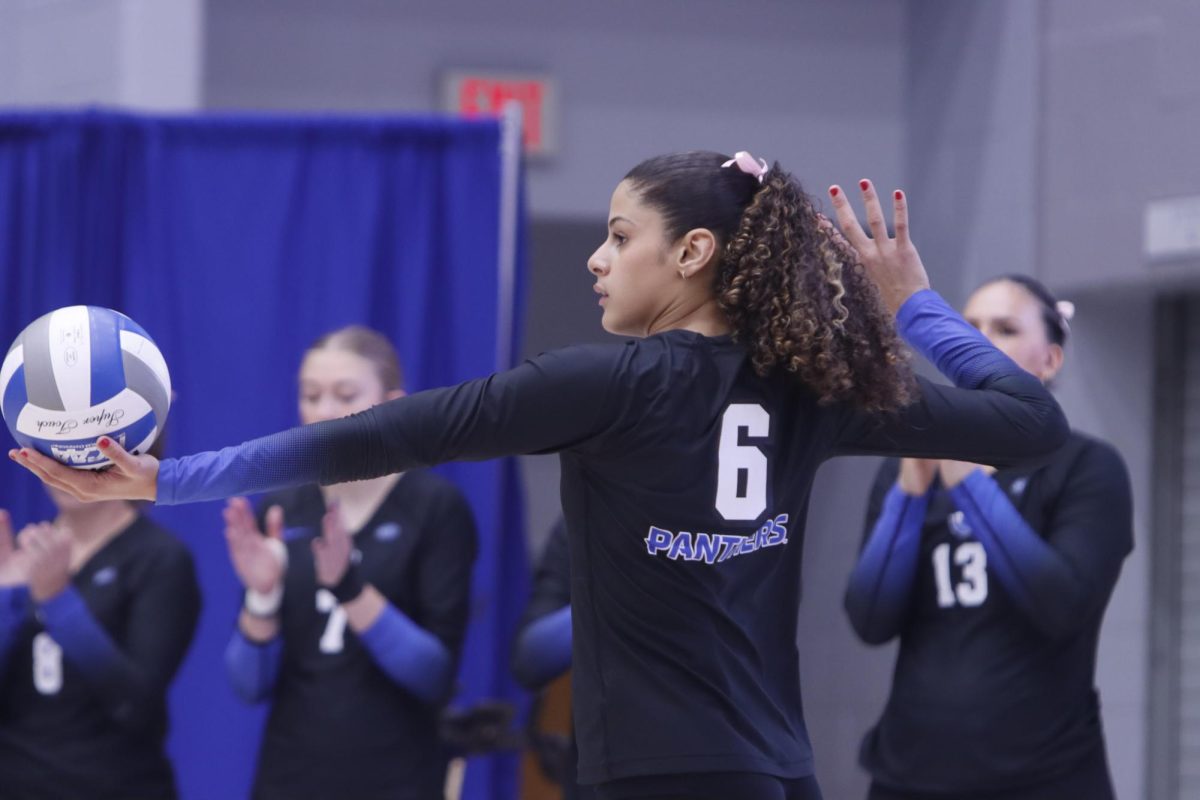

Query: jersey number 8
[[32, 632, 64, 695]]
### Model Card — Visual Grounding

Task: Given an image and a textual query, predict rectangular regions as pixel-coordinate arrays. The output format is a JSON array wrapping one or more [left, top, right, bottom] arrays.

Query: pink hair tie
[[721, 151, 769, 183]]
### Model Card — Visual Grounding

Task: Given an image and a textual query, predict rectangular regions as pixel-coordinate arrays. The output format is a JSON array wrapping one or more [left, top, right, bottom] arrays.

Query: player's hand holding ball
[[5, 306, 168, 502]]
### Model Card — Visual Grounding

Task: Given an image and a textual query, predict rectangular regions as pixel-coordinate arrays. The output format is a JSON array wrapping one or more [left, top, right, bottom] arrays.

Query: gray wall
[[0, 0, 203, 109], [204, 0, 908, 220]]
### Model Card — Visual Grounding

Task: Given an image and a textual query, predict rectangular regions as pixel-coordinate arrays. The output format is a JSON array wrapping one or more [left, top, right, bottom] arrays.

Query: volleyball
[[1, 306, 171, 469]]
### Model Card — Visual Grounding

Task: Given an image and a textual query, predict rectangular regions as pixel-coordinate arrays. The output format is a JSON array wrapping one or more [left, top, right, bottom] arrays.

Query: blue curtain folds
[[0, 109, 528, 800]]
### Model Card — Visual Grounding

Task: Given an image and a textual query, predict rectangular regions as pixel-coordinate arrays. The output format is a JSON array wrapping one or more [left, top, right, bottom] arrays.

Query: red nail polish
[[894, 190, 903, 200], [859, 179, 870, 191], [98, 438, 109, 450], [20, 450, 28, 459], [829, 186, 840, 197]]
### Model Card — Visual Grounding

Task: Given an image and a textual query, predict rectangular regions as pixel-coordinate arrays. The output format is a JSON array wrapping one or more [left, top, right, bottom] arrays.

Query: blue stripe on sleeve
[[224, 629, 282, 703], [948, 470, 1065, 632], [157, 424, 330, 505], [358, 602, 452, 705], [896, 289, 1023, 389], [844, 484, 928, 644]]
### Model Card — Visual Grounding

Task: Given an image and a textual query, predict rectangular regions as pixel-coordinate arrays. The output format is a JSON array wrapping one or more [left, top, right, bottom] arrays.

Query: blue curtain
[[0, 109, 528, 800]]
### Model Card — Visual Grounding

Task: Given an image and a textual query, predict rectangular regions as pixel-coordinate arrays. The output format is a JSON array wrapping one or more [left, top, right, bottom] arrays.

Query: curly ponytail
[[625, 151, 914, 413]]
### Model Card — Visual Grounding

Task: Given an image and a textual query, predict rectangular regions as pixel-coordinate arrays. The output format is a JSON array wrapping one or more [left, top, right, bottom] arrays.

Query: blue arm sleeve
[[511, 605, 573, 688], [844, 486, 929, 645], [0, 586, 31, 679], [948, 459, 1132, 640], [224, 629, 282, 703], [896, 289, 1015, 389], [834, 290, 1069, 464], [358, 602, 453, 705]]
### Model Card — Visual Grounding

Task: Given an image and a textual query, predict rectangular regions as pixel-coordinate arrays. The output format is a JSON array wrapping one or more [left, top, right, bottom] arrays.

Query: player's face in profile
[[298, 349, 391, 425], [587, 181, 682, 336], [963, 280, 1063, 382]]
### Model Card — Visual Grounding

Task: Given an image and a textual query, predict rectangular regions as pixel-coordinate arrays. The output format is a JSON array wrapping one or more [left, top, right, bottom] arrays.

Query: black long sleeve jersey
[[293, 330, 1066, 784], [857, 433, 1133, 794], [251, 471, 478, 800], [0, 515, 200, 800]]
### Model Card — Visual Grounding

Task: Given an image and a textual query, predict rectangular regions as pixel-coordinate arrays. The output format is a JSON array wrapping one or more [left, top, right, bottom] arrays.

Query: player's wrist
[[243, 539, 288, 617], [327, 563, 366, 604], [244, 583, 283, 617]]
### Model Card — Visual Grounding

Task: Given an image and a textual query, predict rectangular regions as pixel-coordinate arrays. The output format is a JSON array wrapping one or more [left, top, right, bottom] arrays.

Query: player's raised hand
[[23, 522, 72, 603], [827, 180, 930, 315], [898, 458, 938, 496], [312, 503, 353, 589], [8, 437, 159, 503], [0, 510, 33, 588], [224, 498, 287, 594], [937, 460, 995, 489]]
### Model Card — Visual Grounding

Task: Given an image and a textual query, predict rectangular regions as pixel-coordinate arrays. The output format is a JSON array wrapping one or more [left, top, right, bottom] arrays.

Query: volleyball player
[[0, 485, 200, 799], [222, 326, 478, 800], [13, 152, 1071, 800], [843, 275, 1131, 800]]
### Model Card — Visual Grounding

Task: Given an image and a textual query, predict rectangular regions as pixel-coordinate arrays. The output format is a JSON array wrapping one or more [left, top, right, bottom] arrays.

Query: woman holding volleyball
[[222, 326, 478, 800], [13, 152, 1068, 800], [0, 477, 200, 799], [844, 276, 1131, 800]]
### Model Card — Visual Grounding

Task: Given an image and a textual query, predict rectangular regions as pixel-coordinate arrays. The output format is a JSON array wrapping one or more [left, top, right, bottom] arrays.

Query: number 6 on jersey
[[716, 404, 770, 521]]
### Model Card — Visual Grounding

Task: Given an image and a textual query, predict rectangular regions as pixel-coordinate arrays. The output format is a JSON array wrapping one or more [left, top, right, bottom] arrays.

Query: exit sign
[[441, 71, 556, 157]]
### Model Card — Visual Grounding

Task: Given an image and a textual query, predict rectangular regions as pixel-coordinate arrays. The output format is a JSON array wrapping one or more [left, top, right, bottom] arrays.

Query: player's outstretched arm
[[9, 438, 158, 503]]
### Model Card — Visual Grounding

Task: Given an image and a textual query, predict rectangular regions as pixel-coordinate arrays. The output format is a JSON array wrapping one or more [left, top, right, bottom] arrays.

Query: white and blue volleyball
[[1, 306, 171, 469]]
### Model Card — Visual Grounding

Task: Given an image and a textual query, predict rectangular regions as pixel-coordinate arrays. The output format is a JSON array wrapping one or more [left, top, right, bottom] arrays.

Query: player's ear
[[676, 228, 718, 278]]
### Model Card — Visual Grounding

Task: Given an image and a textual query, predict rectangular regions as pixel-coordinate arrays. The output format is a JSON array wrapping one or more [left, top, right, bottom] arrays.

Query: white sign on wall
[[1145, 195, 1200, 261]]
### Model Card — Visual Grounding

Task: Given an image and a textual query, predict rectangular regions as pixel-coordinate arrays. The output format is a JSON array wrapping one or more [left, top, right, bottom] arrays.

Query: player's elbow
[[1029, 592, 1092, 643], [510, 635, 561, 691], [1028, 396, 1070, 457], [843, 591, 900, 646]]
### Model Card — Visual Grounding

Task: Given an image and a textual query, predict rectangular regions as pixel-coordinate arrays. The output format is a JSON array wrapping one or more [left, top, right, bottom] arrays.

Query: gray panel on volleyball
[[21, 314, 65, 411], [121, 351, 170, 429]]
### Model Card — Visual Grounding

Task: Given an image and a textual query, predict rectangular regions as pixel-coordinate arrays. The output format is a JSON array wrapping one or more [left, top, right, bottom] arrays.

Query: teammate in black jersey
[[845, 275, 1132, 800], [512, 519, 583, 799], [14, 152, 1071, 800], [0, 486, 200, 800], [221, 326, 478, 800]]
